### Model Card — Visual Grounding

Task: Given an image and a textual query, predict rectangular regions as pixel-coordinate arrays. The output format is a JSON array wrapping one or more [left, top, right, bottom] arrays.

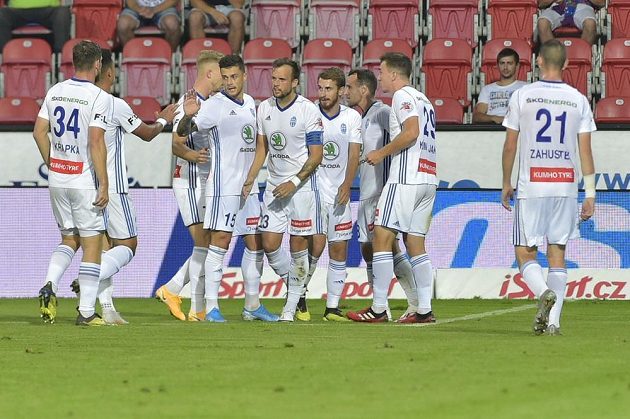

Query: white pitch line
[[408, 303, 537, 327]]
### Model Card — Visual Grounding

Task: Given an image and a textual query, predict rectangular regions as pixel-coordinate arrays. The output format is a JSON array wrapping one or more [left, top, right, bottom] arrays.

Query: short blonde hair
[[197, 50, 224, 69]]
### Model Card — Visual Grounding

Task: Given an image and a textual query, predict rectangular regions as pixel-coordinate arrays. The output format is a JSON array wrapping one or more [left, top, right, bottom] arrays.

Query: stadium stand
[[421, 38, 473, 105], [307, 0, 362, 49], [250, 0, 302, 48], [124, 96, 162, 123], [601, 38, 630, 98], [485, 0, 537, 43], [558, 38, 593, 99], [367, 0, 420, 48], [361, 38, 414, 103], [595, 96, 630, 122], [0, 38, 52, 101], [427, 0, 480, 46], [431, 97, 466, 124], [607, 0, 630, 39], [0, 97, 40, 124], [120, 37, 173, 105], [480, 38, 532, 86], [71, 0, 122, 45], [179, 38, 231, 93], [58, 38, 111, 82], [301, 38, 353, 100], [243, 38, 293, 101]]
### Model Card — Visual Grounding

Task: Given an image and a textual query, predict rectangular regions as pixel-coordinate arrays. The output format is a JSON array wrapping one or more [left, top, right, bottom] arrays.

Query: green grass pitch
[[0, 298, 629, 419]]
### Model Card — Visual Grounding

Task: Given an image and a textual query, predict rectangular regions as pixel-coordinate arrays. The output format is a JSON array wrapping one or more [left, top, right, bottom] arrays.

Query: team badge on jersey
[[401, 102, 412, 111], [242, 124, 255, 144], [340, 123, 347, 134], [323, 141, 340, 160], [270, 132, 287, 150], [290, 116, 297, 127]]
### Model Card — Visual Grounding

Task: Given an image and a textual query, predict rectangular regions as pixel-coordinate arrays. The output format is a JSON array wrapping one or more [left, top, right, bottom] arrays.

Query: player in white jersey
[[242, 58, 324, 322], [348, 53, 438, 324], [34, 40, 109, 326], [291, 67, 361, 322], [177, 55, 278, 322], [345, 68, 419, 322], [502, 40, 596, 335], [154, 50, 225, 321]]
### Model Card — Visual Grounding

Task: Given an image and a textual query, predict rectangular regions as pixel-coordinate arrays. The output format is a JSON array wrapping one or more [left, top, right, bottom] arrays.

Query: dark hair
[[318, 67, 346, 88], [497, 47, 520, 64], [219, 54, 245, 72], [539, 39, 566, 70], [272, 57, 300, 81], [73, 40, 102, 72], [348, 68, 377, 97], [380, 52, 412, 79], [95, 48, 114, 83]]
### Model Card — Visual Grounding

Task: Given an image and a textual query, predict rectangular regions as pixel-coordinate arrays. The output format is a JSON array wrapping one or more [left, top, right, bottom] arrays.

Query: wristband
[[583, 173, 596, 198], [290, 176, 301, 187], [155, 118, 167, 127]]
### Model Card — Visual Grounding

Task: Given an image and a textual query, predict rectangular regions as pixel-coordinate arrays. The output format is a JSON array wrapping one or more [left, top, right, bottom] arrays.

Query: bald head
[[539, 39, 567, 71]]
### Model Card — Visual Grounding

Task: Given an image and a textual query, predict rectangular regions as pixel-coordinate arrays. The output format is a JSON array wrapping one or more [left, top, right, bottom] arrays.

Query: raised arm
[[132, 103, 177, 142]]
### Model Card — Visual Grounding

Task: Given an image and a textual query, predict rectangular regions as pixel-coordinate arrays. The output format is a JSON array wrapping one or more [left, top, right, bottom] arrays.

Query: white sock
[[521, 261, 548, 298], [78, 262, 100, 318], [371, 252, 393, 313], [394, 252, 418, 308], [266, 247, 290, 282], [326, 259, 346, 309], [204, 245, 226, 313], [99, 246, 134, 280], [164, 257, 191, 294], [303, 254, 319, 296], [189, 246, 208, 314], [410, 254, 433, 314], [547, 268, 568, 328], [243, 248, 264, 311], [283, 249, 308, 314], [366, 262, 373, 288], [97, 276, 115, 311], [45, 245, 75, 293]]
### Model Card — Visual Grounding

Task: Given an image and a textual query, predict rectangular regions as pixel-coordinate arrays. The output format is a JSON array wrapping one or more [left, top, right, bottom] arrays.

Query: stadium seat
[[421, 39, 473, 105], [250, 0, 302, 48], [367, 0, 421, 48], [558, 38, 593, 98], [72, 0, 122, 44], [480, 39, 532, 87], [431, 97, 466, 124], [607, 0, 630, 39], [301, 39, 353, 100], [124, 97, 162, 123], [120, 37, 173, 105], [179, 38, 232, 93], [58, 38, 111, 82], [0, 38, 52, 101], [486, 0, 537, 43], [0, 97, 40, 125], [427, 0, 480, 46], [308, 0, 362, 49], [361, 39, 414, 102], [594, 97, 630, 123], [243, 38, 293, 101], [11, 24, 52, 38], [601, 39, 630, 97]]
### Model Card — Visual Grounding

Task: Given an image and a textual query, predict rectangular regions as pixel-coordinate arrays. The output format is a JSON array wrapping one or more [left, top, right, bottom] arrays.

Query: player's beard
[[319, 98, 338, 112], [273, 87, 292, 99]]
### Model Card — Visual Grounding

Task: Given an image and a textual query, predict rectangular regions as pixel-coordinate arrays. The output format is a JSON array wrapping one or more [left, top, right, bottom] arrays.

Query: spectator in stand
[[537, 0, 605, 45], [0, 0, 70, 53], [188, 0, 246, 53], [473, 48, 527, 125], [117, 0, 182, 51]]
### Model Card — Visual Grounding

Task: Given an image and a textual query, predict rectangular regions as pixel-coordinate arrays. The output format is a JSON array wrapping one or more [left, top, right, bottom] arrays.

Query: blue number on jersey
[[423, 107, 436, 139], [536, 108, 566, 144], [52, 106, 81, 139]]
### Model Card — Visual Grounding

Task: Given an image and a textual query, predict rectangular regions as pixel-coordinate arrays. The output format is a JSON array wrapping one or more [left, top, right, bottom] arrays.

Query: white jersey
[[37, 78, 109, 189], [388, 86, 437, 186], [194, 91, 259, 197], [478, 80, 527, 117], [317, 104, 362, 204], [359, 101, 391, 200], [503, 80, 596, 198], [104, 95, 142, 194], [257, 95, 323, 189], [172, 91, 211, 189]]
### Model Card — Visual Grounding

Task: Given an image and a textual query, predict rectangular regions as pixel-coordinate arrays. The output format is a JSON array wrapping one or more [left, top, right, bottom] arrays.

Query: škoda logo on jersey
[[241, 124, 255, 144], [270, 132, 286, 150], [323, 141, 339, 160]]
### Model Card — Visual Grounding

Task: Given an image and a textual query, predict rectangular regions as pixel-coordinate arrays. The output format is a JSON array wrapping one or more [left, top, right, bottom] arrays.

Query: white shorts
[[320, 201, 353, 242], [374, 183, 436, 236], [204, 194, 261, 236], [260, 188, 323, 236], [357, 196, 379, 243], [513, 197, 580, 247], [49, 187, 105, 237], [539, 4, 596, 31], [104, 192, 138, 239], [174, 187, 205, 227]]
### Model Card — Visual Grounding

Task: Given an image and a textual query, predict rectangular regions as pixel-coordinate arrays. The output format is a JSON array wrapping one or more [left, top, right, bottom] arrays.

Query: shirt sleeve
[[37, 93, 50, 120], [477, 85, 489, 104], [578, 95, 597, 133], [117, 99, 142, 133], [172, 101, 184, 133], [256, 101, 266, 136], [502, 89, 521, 131], [392, 89, 419, 126], [193, 97, 219, 132], [89, 90, 109, 130], [304, 101, 323, 146], [349, 109, 362, 144]]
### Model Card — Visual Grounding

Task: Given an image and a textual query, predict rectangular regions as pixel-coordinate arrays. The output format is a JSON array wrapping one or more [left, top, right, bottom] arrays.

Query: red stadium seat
[[179, 38, 232, 93], [124, 97, 162, 123], [120, 37, 173, 105], [431, 97, 466, 124], [421, 39, 473, 105], [301, 39, 353, 100], [607, 0, 630, 39], [308, 0, 362, 48], [559, 38, 593, 98], [72, 0, 122, 45], [0, 38, 52, 101], [243, 38, 293, 101], [595, 97, 630, 123], [427, 0, 480, 46], [601, 39, 630, 97], [0, 97, 40, 125], [367, 0, 421, 48], [362, 39, 414, 102], [250, 0, 302, 48], [58, 38, 111, 82], [480, 38, 532, 86], [486, 0, 537, 43]]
